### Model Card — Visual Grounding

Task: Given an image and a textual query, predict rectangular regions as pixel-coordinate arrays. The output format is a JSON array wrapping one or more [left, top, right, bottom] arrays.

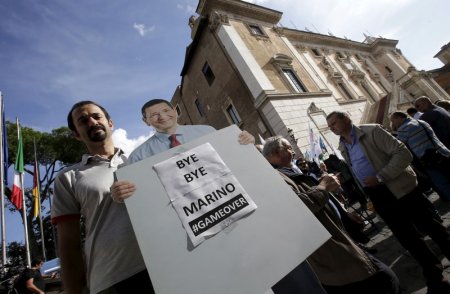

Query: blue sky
[[1, 0, 449, 243]]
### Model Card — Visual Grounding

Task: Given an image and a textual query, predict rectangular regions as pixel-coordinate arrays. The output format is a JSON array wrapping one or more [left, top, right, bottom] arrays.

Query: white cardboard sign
[[153, 143, 257, 246], [116, 125, 330, 294]]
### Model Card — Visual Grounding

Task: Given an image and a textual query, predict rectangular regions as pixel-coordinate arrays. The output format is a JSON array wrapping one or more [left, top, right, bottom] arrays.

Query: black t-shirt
[[15, 268, 44, 294]]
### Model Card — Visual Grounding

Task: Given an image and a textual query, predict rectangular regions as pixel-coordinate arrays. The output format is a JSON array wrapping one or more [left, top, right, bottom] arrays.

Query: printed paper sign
[[153, 143, 257, 246]]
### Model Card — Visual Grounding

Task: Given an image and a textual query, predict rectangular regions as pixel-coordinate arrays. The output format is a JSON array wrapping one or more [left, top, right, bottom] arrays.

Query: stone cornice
[[337, 98, 368, 105], [255, 91, 333, 109], [208, 11, 230, 32], [371, 40, 399, 56], [369, 38, 399, 49], [284, 29, 372, 51], [434, 41, 450, 58], [283, 28, 398, 54], [271, 53, 293, 66], [196, 0, 282, 24]]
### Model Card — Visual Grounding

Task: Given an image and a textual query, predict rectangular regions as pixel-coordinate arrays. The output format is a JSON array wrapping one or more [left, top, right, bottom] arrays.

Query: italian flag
[[10, 124, 23, 210]]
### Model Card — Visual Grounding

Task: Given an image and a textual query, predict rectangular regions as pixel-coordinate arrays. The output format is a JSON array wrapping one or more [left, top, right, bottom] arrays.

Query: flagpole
[[0, 93, 7, 266], [47, 190, 57, 256], [16, 118, 31, 267], [33, 138, 46, 260]]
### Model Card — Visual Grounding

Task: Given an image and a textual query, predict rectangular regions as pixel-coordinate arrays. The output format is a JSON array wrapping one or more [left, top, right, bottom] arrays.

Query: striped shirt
[[396, 118, 450, 158]]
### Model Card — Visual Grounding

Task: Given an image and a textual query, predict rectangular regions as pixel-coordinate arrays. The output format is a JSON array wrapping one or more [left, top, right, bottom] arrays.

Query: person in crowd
[[391, 113, 435, 195], [298, 158, 349, 207], [327, 110, 450, 294], [263, 136, 400, 294], [112, 99, 326, 294], [414, 96, 450, 148], [324, 154, 368, 209], [51, 101, 153, 294], [390, 111, 450, 201], [319, 162, 328, 175], [389, 112, 444, 223], [406, 107, 422, 119], [308, 160, 323, 179], [317, 160, 348, 205], [296, 158, 318, 180], [435, 100, 450, 112], [296, 143, 370, 244], [15, 258, 56, 294]]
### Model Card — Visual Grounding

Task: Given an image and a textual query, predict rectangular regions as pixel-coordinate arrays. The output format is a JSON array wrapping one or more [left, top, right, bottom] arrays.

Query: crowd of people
[[42, 95, 450, 294]]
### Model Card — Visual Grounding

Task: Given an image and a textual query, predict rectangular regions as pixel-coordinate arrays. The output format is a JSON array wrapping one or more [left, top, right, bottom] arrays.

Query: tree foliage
[[4, 242, 27, 273], [5, 121, 86, 260], [0, 241, 27, 284]]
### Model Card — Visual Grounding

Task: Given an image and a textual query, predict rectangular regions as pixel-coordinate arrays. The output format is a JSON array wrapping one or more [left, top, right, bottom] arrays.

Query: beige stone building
[[171, 0, 450, 155], [429, 42, 450, 95]]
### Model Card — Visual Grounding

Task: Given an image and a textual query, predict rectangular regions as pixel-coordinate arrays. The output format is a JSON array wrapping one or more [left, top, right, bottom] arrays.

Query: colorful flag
[[308, 124, 314, 145], [304, 150, 311, 161], [10, 124, 23, 210], [313, 138, 322, 164], [319, 136, 328, 152], [32, 157, 40, 218], [308, 124, 315, 156], [308, 124, 322, 164]]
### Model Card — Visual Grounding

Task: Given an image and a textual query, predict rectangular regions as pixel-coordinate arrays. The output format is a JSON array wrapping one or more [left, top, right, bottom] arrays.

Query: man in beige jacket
[[327, 111, 450, 294]]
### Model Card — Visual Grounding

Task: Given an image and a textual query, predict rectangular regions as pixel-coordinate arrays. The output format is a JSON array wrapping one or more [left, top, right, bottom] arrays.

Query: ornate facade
[[171, 0, 449, 153], [429, 42, 450, 95]]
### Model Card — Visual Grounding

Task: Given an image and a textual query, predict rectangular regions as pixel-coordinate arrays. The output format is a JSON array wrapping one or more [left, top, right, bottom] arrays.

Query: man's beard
[[88, 125, 107, 142]]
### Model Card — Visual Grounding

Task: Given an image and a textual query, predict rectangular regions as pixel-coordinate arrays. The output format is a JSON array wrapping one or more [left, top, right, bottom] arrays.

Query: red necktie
[[169, 134, 181, 148]]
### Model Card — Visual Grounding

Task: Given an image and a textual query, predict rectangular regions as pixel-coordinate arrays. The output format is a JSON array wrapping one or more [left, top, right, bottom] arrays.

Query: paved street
[[364, 192, 450, 294]]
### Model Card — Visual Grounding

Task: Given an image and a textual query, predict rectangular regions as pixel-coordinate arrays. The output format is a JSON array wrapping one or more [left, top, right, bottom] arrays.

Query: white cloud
[[243, 0, 271, 4], [186, 4, 195, 13], [176, 3, 195, 14], [257, 0, 413, 40], [112, 128, 153, 156], [133, 23, 155, 37]]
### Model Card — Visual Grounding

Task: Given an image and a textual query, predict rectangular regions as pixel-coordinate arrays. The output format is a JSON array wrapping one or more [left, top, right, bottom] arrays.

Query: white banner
[[153, 143, 257, 247]]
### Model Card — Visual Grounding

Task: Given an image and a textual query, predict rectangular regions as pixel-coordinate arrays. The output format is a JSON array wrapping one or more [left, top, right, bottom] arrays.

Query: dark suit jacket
[[277, 171, 377, 286]]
